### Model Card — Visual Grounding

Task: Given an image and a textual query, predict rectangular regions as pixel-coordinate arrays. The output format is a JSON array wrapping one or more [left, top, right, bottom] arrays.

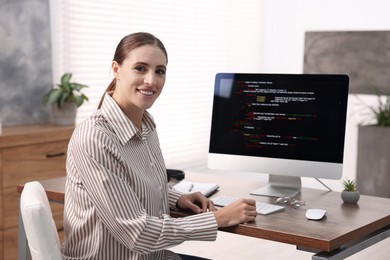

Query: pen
[[188, 183, 194, 192]]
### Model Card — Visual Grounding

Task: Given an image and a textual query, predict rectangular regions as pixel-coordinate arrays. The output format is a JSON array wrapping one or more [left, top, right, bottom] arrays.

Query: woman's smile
[[138, 89, 155, 96]]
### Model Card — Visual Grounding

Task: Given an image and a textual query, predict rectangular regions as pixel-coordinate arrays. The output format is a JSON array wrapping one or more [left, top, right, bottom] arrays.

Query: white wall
[[261, 0, 390, 190]]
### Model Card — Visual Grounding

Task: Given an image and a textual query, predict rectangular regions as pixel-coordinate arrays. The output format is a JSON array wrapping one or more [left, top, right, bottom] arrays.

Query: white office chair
[[20, 181, 62, 260]]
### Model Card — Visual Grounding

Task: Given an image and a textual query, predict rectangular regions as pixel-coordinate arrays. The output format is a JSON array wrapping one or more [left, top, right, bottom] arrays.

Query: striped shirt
[[62, 93, 218, 260]]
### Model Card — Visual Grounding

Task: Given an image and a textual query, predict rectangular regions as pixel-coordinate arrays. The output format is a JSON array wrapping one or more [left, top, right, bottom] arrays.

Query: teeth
[[139, 90, 153, 96]]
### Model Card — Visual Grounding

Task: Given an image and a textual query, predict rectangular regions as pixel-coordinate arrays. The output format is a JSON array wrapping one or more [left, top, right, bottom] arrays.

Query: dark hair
[[98, 32, 168, 108]]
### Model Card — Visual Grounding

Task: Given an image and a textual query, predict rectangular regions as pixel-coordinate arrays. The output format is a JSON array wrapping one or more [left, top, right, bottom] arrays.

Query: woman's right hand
[[212, 198, 257, 227]]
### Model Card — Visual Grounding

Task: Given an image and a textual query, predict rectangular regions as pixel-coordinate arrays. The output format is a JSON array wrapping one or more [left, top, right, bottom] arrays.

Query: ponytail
[[98, 79, 116, 109]]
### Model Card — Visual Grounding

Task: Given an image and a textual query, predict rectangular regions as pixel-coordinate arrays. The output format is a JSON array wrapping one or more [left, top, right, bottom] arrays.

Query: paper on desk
[[173, 180, 219, 197]]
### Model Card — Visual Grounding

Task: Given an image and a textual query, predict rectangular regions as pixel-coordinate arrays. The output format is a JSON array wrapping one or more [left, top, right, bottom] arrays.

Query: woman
[[62, 32, 257, 260]]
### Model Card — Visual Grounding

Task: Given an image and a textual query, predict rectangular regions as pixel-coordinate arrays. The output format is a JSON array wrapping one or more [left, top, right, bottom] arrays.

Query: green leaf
[[43, 89, 62, 106], [82, 94, 89, 102], [73, 94, 88, 107], [61, 73, 72, 84], [70, 83, 88, 91], [61, 81, 71, 93], [58, 92, 69, 108], [60, 73, 72, 93], [73, 95, 83, 107]]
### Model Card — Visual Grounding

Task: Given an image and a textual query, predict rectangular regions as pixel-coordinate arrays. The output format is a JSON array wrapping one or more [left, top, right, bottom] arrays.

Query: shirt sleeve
[[69, 127, 218, 255], [167, 185, 184, 210]]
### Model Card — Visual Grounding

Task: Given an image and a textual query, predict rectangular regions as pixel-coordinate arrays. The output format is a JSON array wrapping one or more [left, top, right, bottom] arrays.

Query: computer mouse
[[305, 209, 327, 220]]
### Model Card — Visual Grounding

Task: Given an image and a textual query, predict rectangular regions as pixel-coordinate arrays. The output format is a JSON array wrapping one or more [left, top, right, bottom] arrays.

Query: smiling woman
[[61, 32, 258, 260], [97, 33, 168, 129], [49, 0, 263, 170]]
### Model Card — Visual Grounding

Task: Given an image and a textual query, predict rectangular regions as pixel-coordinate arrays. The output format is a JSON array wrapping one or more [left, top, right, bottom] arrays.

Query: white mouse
[[306, 209, 327, 220]]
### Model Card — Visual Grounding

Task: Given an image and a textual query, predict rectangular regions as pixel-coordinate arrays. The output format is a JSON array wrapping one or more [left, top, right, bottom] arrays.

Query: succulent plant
[[342, 179, 357, 192]]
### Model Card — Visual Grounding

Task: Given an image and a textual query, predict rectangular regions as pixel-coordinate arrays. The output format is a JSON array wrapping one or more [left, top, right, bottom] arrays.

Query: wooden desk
[[17, 172, 390, 259]]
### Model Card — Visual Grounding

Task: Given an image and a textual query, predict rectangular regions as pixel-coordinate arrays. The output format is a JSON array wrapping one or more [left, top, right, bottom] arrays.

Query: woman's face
[[112, 44, 167, 113]]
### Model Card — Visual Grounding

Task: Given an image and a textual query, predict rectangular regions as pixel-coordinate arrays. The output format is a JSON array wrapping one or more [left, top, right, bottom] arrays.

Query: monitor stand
[[250, 175, 301, 198]]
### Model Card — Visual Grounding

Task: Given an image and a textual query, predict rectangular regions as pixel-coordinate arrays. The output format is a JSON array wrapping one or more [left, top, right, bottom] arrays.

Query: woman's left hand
[[176, 192, 216, 213]]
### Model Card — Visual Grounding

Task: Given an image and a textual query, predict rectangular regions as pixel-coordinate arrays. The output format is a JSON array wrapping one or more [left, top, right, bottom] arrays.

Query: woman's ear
[[112, 61, 120, 80]]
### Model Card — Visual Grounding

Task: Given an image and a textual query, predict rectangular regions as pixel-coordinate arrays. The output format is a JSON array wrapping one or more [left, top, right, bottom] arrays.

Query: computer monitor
[[208, 73, 349, 197]]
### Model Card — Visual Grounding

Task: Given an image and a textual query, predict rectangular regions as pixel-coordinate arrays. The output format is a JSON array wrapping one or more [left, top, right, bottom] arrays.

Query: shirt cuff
[[168, 186, 184, 210], [178, 211, 218, 241]]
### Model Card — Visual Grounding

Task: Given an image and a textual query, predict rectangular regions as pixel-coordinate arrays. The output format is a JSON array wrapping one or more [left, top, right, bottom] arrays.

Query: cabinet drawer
[[2, 141, 68, 229], [3, 140, 68, 182]]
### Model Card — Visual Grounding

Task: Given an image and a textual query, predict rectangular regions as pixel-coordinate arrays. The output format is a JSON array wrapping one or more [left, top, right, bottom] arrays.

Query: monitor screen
[[208, 73, 349, 197]]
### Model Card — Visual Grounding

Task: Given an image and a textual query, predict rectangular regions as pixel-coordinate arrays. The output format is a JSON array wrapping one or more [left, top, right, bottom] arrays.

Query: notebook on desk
[[173, 180, 220, 197]]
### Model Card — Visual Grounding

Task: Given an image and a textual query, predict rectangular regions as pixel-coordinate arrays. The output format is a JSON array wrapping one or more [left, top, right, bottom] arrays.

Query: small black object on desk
[[167, 169, 185, 181]]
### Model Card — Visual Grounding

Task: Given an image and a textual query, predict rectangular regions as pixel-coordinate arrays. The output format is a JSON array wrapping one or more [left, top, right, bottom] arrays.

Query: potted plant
[[341, 179, 360, 204], [356, 90, 390, 127], [355, 91, 390, 198], [43, 73, 88, 125]]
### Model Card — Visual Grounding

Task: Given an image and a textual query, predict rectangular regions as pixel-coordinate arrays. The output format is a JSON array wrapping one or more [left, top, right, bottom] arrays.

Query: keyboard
[[212, 195, 285, 215]]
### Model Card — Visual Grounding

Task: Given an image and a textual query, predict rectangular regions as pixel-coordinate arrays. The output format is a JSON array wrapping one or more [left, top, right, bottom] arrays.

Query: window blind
[[50, 0, 263, 169]]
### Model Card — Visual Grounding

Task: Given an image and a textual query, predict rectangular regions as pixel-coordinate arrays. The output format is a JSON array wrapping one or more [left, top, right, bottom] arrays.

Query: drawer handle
[[46, 152, 65, 158]]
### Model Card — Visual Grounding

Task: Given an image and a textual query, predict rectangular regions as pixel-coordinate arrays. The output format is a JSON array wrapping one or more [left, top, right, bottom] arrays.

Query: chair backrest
[[20, 181, 62, 260]]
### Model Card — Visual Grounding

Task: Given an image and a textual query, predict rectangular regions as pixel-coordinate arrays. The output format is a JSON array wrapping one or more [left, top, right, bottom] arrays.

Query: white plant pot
[[52, 102, 77, 125]]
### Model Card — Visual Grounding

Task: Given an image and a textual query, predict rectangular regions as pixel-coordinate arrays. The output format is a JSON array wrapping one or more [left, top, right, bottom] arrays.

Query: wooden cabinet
[[0, 124, 73, 260]]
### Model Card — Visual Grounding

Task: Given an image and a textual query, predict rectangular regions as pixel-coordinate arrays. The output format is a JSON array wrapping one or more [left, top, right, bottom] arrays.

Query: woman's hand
[[176, 192, 216, 213], [212, 198, 257, 227]]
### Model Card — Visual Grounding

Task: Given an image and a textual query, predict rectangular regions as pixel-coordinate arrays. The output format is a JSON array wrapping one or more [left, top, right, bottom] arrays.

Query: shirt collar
[[100, 93, 156, 144]]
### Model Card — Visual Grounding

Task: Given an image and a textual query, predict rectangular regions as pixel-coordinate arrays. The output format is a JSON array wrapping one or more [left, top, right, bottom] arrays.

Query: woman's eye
[[156, 69, 166, 76], [134, 66, 146, 72]]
